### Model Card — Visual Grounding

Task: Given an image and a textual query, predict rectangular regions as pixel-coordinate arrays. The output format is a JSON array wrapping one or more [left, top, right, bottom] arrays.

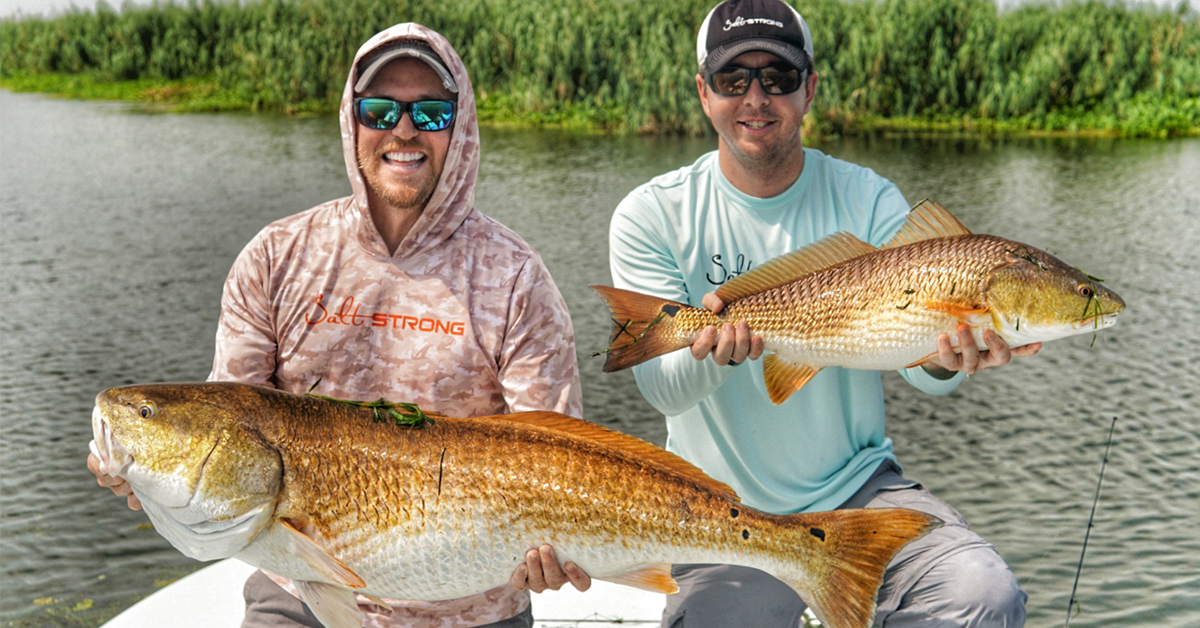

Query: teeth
[[743, 121, 770, 129], [385, 151, 424, 162]]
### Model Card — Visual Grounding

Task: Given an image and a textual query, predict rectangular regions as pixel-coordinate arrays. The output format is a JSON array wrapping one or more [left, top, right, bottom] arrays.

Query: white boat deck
[[101, 558, 664, 628]]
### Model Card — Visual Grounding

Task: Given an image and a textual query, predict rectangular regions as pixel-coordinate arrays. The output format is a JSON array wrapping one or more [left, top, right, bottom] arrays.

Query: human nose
[[741, 75, 771, 107], [390, 109, 420, 140]]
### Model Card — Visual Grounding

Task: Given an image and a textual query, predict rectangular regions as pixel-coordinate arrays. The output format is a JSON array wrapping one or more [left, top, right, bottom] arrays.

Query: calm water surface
[[1, 89, 1197, 627]]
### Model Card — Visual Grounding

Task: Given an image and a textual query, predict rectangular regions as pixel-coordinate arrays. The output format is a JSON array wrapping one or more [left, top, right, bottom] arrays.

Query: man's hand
[[690, 292, 765, 366], [926, 323, 1042, 377], [509, 544, 591, 593], [87, 452, 141, 510]]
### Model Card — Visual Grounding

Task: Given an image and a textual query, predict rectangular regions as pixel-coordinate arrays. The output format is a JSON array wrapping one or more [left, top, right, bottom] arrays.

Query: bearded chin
[[372, 178, 435, 211], [357, 151, 438, 212]]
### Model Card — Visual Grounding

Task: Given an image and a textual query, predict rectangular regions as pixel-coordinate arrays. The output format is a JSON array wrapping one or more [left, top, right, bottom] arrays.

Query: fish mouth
[[90, 405, 133, 477], [1077, 312, 1119, 330]]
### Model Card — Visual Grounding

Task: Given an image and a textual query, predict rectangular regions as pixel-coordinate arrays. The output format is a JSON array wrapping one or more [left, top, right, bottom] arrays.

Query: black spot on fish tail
[[730, 508, 739, 518], [810, 527, 826, 542], [742, 529, 751, 540], [661, 304, 680, 316]]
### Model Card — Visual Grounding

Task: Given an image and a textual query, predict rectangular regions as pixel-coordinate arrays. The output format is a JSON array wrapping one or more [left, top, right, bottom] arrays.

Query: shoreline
[[4, 72, 1195, 140]]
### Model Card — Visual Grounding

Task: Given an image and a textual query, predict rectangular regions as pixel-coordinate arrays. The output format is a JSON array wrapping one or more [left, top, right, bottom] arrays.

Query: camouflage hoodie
[[209, 23, 582, 626]]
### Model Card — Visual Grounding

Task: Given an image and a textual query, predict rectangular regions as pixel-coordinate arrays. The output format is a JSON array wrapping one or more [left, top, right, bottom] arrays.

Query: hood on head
[[340, 23, 480, 260]]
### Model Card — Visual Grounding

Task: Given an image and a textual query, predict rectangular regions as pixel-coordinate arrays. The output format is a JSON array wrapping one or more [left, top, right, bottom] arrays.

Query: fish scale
[[92, 382, 940, 628], [728, 237, 1000, 363]]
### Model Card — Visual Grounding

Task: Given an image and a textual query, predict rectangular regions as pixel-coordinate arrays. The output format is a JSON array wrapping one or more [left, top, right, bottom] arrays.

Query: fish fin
[[883, 199, 972, 249], [596, 563, 679, 594], [716, 232, 877, 302], [783, 508, 942, 628], [762, 355, 820, 405], [278, 520, 366, 589], [293, 580, 362, 628], [925, 301, 990, 324], [590, 285, 701, 372], [362, 594, 394, 613], [903, 352, 939, 369], [497, 412, 740, 501]]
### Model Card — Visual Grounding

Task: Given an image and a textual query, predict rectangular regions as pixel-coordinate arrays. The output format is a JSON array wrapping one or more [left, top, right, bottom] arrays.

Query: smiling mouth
[[740, 120, 774, 130], [383, 151, 426, 168]]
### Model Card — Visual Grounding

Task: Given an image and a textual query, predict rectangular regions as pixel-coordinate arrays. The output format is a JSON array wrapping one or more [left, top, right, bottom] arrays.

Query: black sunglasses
[[353, 97, 456, 132], [708, 64, 805, 97]]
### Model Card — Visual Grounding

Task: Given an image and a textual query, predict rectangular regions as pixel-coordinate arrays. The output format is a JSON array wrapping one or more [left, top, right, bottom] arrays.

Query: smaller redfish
[[594, 200, 1125, 404]]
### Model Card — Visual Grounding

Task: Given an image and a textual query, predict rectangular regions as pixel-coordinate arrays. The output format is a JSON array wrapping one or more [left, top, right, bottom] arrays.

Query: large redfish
[[90, 382, 939, 628], [593, 200, 1125, 403]]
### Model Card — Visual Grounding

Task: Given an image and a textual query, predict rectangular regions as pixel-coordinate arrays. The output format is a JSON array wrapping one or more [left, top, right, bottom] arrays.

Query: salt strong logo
[[305, 294, 465, 336], [724, 16, 785, 31]]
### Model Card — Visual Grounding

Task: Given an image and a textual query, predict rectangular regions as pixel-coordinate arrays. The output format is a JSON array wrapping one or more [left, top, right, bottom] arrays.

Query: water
[[1, 89, 1197, 627]]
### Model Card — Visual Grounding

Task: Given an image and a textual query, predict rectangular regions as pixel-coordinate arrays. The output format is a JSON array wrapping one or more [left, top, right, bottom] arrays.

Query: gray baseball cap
[[355, 40, 459, 94]]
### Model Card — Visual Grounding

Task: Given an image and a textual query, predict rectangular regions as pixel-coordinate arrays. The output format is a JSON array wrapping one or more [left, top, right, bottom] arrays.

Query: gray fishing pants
[[662, 461, 1027, 628], [239, 570, 534, 628]]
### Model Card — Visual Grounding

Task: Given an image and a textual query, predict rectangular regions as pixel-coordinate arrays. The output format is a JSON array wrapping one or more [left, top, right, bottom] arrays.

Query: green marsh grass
[[2, 0, 1197, 137]]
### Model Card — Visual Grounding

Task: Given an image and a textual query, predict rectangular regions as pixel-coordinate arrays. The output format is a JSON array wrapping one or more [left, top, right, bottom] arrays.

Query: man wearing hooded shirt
[[608, 1, 1033, 627], [88, 23, 588, 628]]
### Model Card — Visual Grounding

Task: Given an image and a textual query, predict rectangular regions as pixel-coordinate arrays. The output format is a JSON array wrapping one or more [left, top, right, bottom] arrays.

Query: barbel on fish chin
[[593, 199, 1126, 404], [90, 382, 940, 628]]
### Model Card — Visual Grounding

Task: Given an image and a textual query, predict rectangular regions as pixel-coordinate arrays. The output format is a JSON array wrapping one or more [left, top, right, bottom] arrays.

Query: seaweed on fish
[[592, 310, 668, 358], [1007, 246, 1050, 270], [305, 379, 433, 428]]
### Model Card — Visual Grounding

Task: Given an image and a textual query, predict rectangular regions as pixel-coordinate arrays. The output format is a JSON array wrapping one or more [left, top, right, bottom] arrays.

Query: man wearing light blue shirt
[[608, 1, 1038, 626]]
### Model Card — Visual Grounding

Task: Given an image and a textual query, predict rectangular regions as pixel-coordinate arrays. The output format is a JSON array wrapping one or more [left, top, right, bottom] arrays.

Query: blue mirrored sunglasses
[[353, 97, 455, 132]]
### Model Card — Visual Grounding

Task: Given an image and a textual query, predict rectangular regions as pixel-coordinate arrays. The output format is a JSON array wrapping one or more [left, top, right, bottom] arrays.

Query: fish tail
[[590, 285, 700, 372], [778, 508, 941, 628]]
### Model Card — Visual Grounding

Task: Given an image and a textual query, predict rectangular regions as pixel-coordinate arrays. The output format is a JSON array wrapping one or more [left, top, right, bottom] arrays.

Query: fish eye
[[1077, 284, 1094, 299], [138, 403, 157, 419]]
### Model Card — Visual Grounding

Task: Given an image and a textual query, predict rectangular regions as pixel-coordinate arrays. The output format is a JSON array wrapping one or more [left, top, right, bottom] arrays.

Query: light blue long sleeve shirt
[[608, 149, 963, 514]]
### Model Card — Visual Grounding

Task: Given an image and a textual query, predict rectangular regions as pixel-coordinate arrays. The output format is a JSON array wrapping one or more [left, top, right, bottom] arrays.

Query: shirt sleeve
[[496, 255, 583, 418], [608, 191, 737, 416], [207, 237, 278, 387]]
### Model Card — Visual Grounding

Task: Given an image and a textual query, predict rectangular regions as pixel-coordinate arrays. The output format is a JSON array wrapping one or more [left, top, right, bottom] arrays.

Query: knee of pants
[[916, 547, 1028, 625]]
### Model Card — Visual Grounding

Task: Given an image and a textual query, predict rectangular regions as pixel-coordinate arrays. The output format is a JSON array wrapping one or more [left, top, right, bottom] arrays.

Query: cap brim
[[704, 39, 810, 77], [355, 45, 459, 94]]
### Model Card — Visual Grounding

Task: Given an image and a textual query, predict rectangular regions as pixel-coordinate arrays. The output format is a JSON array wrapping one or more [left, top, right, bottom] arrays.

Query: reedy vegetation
[[1, 0, 1197, 137]]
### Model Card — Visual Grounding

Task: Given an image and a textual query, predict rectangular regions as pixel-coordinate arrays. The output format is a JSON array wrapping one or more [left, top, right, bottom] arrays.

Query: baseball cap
[[696, 0, 814, 77], [355, 40, 459, 94]]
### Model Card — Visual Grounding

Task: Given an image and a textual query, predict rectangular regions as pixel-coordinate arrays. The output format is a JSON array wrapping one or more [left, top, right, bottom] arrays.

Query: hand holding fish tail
[[691, 293, 765, 367], [927, 323, 1043, 377], [86, 452, 142, 510], [510, 544, 592, 593]]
